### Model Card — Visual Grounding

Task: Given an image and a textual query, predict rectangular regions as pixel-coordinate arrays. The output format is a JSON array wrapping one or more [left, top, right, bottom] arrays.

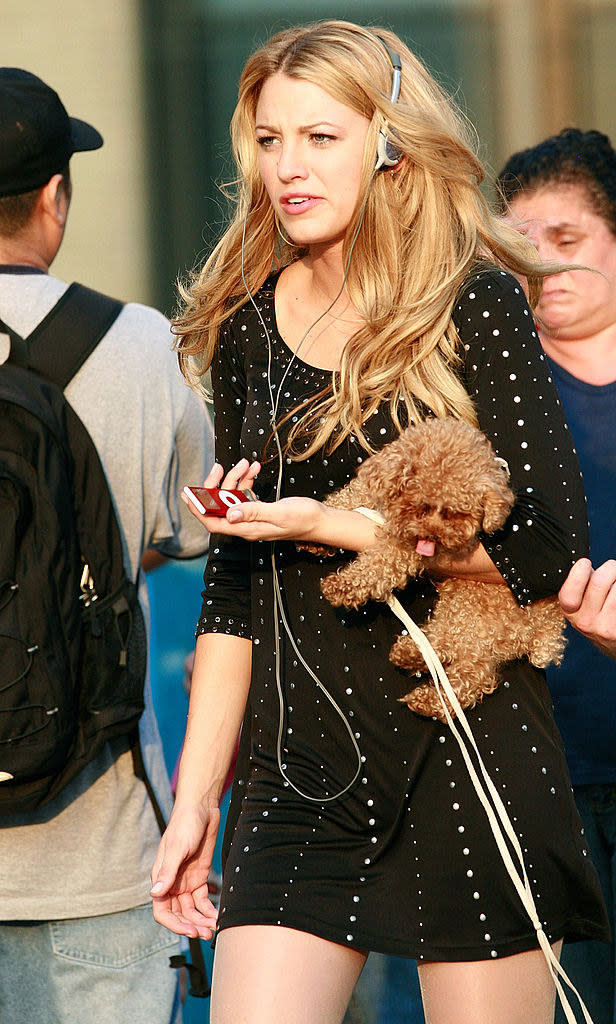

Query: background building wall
[[4, 0, 616, 311], [3, 0, 151, 303]]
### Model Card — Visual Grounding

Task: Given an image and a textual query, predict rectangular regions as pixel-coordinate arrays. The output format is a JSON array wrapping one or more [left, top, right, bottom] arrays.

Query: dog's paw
[[388, 634, 424, 672], [320, 570, 368, 608], [401, 683, 451, 723], [320, 567, 385, 609], [297, 542, 337, 558]]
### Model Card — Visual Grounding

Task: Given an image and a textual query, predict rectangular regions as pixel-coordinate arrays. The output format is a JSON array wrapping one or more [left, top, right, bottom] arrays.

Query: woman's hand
[[559, 558, 616, 659], [205, 493, 325, 542], [183, 465, 322, 542], [150, 804, 220, 939]]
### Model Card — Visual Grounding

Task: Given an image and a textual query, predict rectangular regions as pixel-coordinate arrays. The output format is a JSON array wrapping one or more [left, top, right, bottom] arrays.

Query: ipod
[[183, 486, 255, 516]]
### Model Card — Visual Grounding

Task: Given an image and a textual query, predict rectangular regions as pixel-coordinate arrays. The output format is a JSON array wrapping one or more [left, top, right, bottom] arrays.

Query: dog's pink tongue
[[416, 538, 436, 556]]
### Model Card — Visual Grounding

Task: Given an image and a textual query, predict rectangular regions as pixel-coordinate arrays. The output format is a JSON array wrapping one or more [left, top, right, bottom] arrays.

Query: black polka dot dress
[[197, 268, 609, 962]]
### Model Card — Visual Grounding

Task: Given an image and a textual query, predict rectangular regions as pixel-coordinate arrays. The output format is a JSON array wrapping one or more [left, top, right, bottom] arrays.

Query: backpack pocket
[[0, 469, 77, 790], [79, 577, 147, 744]]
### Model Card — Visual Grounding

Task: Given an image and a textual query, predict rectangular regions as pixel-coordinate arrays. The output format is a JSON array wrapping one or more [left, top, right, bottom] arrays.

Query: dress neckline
[[261, 273, 339, 375]]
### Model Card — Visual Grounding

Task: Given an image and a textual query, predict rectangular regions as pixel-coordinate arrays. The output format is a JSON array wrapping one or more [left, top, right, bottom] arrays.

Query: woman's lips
[[279, 195, 321, 215]]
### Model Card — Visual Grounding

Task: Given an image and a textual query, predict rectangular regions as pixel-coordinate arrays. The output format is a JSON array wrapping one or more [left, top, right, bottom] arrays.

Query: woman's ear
[[389, 156, 405, 176]]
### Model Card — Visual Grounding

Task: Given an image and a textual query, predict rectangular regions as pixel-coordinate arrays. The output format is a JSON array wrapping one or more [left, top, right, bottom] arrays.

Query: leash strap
[[355, 506, 593, 1024]]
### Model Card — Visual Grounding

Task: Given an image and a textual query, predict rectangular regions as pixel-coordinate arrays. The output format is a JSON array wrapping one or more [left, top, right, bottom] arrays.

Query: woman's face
[[508, 183, 616, 342], [255, 72, 371, 255]]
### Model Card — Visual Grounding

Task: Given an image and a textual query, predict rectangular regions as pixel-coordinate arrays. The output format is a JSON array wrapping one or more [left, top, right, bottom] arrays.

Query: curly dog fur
[[318, 417, 565, 722]]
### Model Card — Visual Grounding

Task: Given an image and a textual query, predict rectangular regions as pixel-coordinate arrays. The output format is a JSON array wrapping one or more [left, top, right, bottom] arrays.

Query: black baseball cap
[[0, 68, 103, 197]]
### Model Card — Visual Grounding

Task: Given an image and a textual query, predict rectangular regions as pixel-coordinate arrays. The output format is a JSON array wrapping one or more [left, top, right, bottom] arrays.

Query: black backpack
[[0, 283, 148, 814]]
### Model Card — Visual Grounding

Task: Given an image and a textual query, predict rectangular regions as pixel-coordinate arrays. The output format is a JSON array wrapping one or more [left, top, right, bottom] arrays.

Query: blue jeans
[[556, 784, 616, 1024], [0, 903, 183, 1024]]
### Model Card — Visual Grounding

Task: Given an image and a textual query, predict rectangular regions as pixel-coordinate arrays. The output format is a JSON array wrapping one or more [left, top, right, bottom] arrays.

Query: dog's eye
[[419, 503, 433, 516]]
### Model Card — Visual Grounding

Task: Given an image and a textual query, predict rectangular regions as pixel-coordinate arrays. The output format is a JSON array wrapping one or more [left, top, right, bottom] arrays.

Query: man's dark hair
[[0, 165, 71, 238], [496, 128, 616, 235]]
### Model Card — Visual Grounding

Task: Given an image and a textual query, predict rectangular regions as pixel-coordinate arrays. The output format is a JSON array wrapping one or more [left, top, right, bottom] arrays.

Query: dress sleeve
[[454, 269, 589, 605], [195, 317, 252, 639]]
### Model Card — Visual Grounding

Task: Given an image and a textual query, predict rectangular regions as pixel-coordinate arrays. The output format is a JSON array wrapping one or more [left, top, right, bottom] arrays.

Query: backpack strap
[[0, 319, 29, 367], [26, 283, 123, 390]]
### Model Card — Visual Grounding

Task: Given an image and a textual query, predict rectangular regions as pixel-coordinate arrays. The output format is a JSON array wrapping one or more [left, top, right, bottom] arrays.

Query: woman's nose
[[533, 236, 556, 262], [276, 142, 308, 182]]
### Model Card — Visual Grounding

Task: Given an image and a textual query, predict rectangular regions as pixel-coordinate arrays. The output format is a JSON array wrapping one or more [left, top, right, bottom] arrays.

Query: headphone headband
[[373, 35, 403, 170], [375, 35, 402, 105]]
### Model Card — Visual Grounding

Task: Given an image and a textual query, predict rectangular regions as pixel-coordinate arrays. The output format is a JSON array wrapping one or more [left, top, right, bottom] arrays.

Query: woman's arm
[[456, 270, 589, 603], [174, 632, 251, 810], [185, 482, 506, 584], [150, 631, 251, 938]]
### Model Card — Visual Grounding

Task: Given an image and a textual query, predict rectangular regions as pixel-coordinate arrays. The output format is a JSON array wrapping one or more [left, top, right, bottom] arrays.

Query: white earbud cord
[[240, 180, 377, 802], [355, 506, 594, 1024]]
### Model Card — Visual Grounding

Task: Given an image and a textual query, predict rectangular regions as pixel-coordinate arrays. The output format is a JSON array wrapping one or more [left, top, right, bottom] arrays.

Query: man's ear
[[40, 173, 69, 227]]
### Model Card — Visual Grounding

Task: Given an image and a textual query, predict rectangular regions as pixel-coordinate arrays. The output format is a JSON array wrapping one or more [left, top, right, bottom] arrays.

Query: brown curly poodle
[[318, 417, 565, 722]]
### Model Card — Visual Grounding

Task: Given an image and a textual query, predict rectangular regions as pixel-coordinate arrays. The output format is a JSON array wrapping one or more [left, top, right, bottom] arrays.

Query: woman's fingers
[[202, 462, 225, 488], [559, 559, 616, 619], [178, 888, 218, 930], [152, 900, 199, 937], [151, 854, 218, 938], [558, 558, 593, 614], [220, 459, 261, 492], [182, 460, 262, 527], [559, 558, 616, 658]]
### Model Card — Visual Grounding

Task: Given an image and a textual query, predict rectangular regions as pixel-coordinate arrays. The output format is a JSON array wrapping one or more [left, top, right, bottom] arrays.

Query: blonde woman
[[150, 21, 608, 1023]]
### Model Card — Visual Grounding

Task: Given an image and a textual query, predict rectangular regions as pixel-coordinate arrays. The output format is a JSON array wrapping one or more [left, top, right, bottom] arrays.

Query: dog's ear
[[358, 444, 409, 501], [481, 486, 514, 533]]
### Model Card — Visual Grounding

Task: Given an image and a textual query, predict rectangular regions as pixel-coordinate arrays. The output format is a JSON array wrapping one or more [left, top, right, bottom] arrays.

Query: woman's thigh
[[417, 943, 562, 1024], [211, 925, 367, 1024]]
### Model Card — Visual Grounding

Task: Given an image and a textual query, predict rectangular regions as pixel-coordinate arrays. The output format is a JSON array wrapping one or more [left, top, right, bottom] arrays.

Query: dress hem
[[214, 910, 610, 962]]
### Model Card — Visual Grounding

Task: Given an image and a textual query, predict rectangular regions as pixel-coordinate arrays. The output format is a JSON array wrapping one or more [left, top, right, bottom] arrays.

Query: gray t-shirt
[[0, 272, 213, 920]]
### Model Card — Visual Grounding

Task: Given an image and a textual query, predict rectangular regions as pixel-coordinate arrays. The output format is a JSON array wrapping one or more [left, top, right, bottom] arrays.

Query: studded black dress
[[196, 268, 609, 962]]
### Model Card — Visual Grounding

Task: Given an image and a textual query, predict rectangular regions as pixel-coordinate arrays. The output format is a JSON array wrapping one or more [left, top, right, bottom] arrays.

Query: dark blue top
[[546, 356, 616, 785]]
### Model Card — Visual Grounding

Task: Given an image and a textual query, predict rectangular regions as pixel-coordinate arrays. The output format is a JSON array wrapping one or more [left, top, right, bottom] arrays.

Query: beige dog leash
[[354, 506, 593, 1024]]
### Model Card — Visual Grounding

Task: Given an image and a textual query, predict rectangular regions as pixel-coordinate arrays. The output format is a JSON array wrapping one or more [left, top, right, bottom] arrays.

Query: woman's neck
[[302, 249, 347, 308], [540, 327, 616, 386], [275, 254, 364, 369]]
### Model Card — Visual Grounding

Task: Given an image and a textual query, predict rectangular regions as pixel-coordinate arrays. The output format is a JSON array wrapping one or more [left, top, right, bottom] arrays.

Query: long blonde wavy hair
[[175, 20, 544, 457]]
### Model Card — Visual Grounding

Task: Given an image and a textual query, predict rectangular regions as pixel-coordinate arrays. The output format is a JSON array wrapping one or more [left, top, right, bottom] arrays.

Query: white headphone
[[374, 36, 403, 170]]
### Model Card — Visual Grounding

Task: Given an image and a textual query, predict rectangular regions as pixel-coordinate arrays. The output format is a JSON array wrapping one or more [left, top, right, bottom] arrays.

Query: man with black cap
[[0, 70, 213, 1024]]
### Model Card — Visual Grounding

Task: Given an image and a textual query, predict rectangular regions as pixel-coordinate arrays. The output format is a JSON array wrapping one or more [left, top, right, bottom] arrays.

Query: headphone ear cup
[[375, 129, 402, 170]]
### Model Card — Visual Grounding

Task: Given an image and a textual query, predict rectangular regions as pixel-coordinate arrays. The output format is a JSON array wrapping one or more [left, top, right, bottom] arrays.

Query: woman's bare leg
[[211, 925, 367, 1024], [418, 942, 563, 1024]]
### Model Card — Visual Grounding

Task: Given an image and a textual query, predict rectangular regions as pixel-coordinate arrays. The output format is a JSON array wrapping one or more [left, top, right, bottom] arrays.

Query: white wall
[[3, 0, 151, 303]]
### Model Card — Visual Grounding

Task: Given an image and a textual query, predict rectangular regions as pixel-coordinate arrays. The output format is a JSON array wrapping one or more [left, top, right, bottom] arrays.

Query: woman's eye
[[256, 136, 277, 148], [311, 133, 335, 146]]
